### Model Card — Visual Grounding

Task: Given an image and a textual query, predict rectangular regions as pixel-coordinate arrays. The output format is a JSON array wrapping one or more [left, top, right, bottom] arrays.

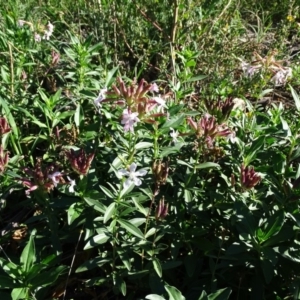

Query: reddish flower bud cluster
[[51, 50, 60, 66], [187, 114, 233, 146], [155, 198, 168, 220], [0, 118, 11, 136], [102, 77, 166, 126], [204, 97, 234, 123], [65, 148, 94, 176], [240, 164, 261, 189], [0, 146, 9, 174]]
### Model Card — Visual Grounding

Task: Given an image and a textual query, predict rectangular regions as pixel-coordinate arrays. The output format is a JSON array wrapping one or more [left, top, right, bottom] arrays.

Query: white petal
[[118, 169, 129, 176], [135, 169, 147, 177], [133, 177, 142, 186], [124, 178, 132, 189], [129, 163, 137, 173]]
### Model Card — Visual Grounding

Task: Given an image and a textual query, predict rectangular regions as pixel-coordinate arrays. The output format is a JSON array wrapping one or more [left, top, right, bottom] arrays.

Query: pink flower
[[150, 82, 159, 93], [48, 171, 63, 187], [121, 109, 140, 132]]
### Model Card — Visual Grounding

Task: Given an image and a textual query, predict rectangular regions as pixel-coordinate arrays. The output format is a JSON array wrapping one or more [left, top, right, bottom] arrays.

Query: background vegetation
[[0, 0, 300, 299]]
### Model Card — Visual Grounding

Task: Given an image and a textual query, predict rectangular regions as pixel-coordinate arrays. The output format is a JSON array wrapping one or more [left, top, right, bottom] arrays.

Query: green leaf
[[145, 228, 157, 238], [160, 114, 185, 131], [132, 198, 148, 216], [135, 142, 153, 150], [117, 219, 145, 239], [76, 258, 110, 273], [0, 259, 21, 279], [244, 136, 265, 166], [290, 85, 300, 111], [183, 74, 207, 83], [103, 202, 115, 224], [198, 291, 208, 300], [152, 258, 162, 277], [195, 162, 220, 169], [74, 104, 82, 127], [177, 160, 193, 168], [84, 232, 110, 250], [159, 143, 184, 158], [260, 258, 274, 284], [11, 288, 27, 300], [84, 197, 107, 213], [262, 225, 294, 248], [258, 211, 284, 243], [184, 253, 197, 277], [120, 280, 126, 296], [67, 203, 83, 225], [105, 66, 119, 87], [165, 285, 185, 300], [0, 275, 16, 289], [146, 295, 166, 300], [30, 265, 67, 288], [184, 189, 192, 202], [234, 202, 257, 236], [117, 250, 131, 271], [208, 288, 232, 300], [20, 229, 36, 273], [99, 185, 115, 199]]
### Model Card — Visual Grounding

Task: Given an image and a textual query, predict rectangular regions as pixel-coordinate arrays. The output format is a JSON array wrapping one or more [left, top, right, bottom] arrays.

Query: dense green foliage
[[0, 0, 300, 299]]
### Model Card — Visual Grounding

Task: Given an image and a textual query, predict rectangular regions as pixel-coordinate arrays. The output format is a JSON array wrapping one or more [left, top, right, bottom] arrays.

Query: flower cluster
[[187, 114, 234, 146], [96, 77, 167, 132], [65, 148, 95, 176], [155, 198, 168, 220], [0, 117, 11, 136], [204, 97, 235, 123], [240, 50, 292, 86], [20, 159, 75, 195], [240, 164, 261, 189], [18, 19, 54, 42]]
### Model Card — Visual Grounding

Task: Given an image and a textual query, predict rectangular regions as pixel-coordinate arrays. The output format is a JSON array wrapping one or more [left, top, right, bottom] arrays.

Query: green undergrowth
[[0, 0, 300, 299]]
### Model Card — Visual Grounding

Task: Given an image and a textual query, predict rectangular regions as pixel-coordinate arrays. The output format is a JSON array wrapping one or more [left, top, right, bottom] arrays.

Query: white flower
[[152, 96, 167, 112], [271, 67, 292, 86], [118, 163, 147, 189], [67, 176, 76, 193], [226, 131, 236, 143], [17, 20, 26, 27], [43, 22, 54, 40], [170, 127, 179, 143], [241, 61, 260, 78], [48, 172, 62, 187], [121, 109, 140, 132], [94, 88, 107, 106], [232, 98, 246, 111], [34, 33, 41, 42]]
